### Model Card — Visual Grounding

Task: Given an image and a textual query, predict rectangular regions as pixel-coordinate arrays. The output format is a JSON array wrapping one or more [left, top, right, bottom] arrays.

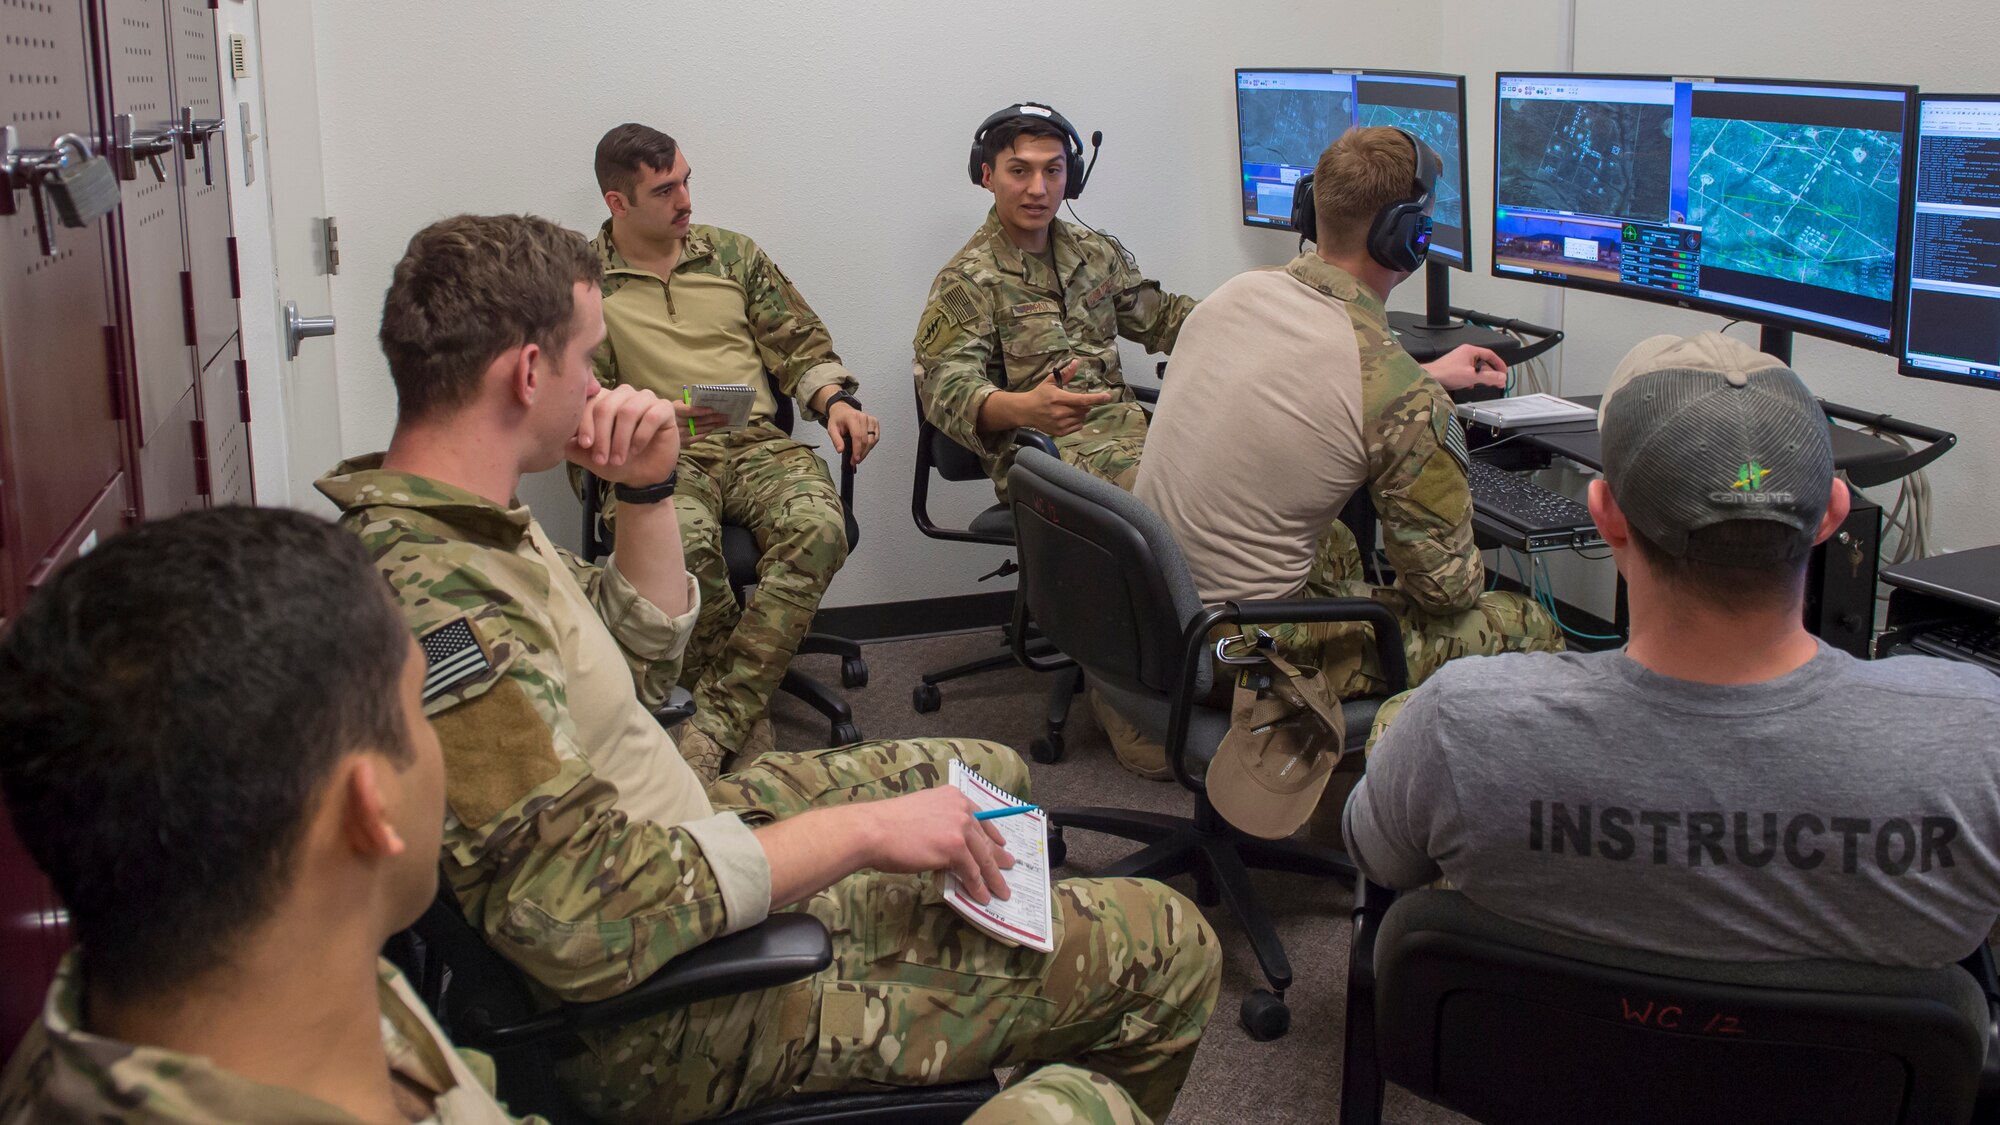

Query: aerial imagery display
[[1240, 86, 1353, 170], [1500, 97, 1674, 220], [1685, 118, 1903, 299]]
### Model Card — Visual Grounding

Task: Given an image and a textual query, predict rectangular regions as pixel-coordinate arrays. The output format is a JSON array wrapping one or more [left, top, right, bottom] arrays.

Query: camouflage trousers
[[560, 737, 1221, 1124], [1054, 399, 1149, 492], [1265, 521, 1564, 698], [612, 423, 849, 755], [966, 1065, 1151, 1125]]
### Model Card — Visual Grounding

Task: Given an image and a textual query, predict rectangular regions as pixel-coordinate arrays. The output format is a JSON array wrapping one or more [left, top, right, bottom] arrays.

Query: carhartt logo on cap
[[1731, 462, 1771, 491]]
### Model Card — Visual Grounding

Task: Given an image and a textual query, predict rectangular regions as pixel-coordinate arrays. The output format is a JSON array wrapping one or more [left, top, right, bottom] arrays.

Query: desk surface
[[1881, 546, 2000, 616], [1499, 395, 1906, 474]]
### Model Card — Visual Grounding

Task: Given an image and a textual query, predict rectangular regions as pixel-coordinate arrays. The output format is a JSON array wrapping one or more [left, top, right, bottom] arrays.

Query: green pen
[[682, 386, 695, 439]]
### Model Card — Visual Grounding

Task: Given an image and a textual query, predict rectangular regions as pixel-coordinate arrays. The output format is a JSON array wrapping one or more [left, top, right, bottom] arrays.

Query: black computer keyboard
[[1909, 619, 2000, 675], [1465, 458, 1597, 539]]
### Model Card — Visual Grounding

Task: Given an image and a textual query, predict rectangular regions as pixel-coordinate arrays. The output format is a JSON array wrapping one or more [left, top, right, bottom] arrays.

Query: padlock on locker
[[46, 134, 120, 229]]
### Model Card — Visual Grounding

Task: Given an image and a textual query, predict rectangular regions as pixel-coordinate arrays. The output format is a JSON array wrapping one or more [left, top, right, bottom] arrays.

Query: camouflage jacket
[[0, 953, 534, 1123], [1294, 254, 1481, 613], [592, 221, 858, 426], [912, 208, 1196, 486], [317, 458, 774, 1005]]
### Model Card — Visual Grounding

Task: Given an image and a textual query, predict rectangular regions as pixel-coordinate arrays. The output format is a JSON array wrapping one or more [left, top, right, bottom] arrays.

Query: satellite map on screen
[[1240, 88, 1353, 169], [1500, 98, 1674, 220], [1685, 118, 1902, 299], [1356, 103, 1464, 230]]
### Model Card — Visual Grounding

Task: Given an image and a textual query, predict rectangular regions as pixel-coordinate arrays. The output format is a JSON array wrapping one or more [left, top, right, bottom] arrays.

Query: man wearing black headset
[[1137, 127, 1562, 783], [913, 102, 1197, 501]]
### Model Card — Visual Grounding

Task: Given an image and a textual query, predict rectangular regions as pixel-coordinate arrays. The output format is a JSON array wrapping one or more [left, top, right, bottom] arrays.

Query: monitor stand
[[1387, 262, 1541, 367], [1759, 324, 1794, 365]]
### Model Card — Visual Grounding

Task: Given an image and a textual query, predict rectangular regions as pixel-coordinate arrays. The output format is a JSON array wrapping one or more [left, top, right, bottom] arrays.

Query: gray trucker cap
[[1597, 332, 1834, 567]]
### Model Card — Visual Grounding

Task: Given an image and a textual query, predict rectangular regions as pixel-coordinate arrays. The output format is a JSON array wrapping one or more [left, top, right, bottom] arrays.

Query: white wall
[[308, 0, 2000, 615], [308, 0, 1438, 604]]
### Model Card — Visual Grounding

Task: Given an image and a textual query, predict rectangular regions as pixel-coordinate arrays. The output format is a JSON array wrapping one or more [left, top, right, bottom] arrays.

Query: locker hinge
[[191, 418, 212, 497], [235, 357, 250, 424], [103, 325, 126, 421], [226, 236, 241, 299], [320, 216, 339, 275], [179, 270, 197, 347]]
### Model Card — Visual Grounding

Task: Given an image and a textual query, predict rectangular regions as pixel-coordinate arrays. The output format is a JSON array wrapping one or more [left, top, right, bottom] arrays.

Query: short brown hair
[[595, 123, 679, 199], [1313, 126, 1421, 255], [1628, 520, 1810, 614], [378, 214, 602, 421]]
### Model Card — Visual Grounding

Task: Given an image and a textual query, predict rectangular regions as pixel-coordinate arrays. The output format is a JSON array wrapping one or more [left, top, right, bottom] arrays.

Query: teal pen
[[973, 805, 1040, 821]]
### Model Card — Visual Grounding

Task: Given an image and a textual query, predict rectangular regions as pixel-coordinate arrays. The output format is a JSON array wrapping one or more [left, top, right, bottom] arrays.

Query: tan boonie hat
[[1207, 648, 1346, 840]]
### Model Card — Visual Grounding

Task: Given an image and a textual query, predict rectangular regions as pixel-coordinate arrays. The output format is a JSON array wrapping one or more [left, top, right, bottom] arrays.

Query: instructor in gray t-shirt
[[1345, 331, 2000, 968]]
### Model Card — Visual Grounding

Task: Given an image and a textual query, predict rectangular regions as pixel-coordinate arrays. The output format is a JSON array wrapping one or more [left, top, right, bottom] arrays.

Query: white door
[[241, 0, 342, 511]]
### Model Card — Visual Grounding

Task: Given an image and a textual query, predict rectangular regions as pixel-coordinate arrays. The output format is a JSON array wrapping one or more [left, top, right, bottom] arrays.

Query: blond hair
[[1312, 126, 1420, 256]]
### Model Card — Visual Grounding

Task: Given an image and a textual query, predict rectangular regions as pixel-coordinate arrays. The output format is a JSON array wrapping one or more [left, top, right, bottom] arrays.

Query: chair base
[[1052, 800, 1356, 1016], [784, 633, 865, 746]]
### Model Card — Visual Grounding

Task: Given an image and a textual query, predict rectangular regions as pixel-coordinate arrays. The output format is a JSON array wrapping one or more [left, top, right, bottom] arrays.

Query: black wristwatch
[[823, 390, 863, 418], [614, 471, 677, 505]]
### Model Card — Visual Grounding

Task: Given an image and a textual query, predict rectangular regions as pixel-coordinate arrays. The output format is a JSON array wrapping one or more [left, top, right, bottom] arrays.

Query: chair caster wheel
[[1030, 734, 1063, 764], [841, 656, 868, 689], [831, 721, 862, 746], [1240, 990, 1291, 1041], [912, 683, 941, 713], [1048, 826, 1067, 868]]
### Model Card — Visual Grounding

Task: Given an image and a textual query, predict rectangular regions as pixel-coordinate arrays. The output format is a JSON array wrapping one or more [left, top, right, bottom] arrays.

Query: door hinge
[[179, 270, 197, 347], [320, 216, 339, 275], [235, 357, 250, 424], [102, 324, 126, 421], [191, 418, 212, 497], [226, 236, 240, 299]]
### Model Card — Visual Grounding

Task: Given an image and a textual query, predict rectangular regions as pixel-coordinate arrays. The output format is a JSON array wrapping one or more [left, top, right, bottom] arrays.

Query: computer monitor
[[1900, 94, 2000, 389], [1493, 74, 1916, 353], [1236, 68, 1471, 269]]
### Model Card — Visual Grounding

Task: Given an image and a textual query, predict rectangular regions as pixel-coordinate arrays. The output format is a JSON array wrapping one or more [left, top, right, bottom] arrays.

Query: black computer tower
[[1803, 493, 1881, 658]]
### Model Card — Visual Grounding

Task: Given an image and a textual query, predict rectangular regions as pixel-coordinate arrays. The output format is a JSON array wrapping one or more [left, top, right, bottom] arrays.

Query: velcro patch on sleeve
[[420, 616, 492, 704], [430, 678, 562, 828]]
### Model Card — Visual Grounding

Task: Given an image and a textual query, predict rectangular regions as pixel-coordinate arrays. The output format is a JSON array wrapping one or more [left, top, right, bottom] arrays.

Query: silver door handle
[[285, 300, 335, 359]]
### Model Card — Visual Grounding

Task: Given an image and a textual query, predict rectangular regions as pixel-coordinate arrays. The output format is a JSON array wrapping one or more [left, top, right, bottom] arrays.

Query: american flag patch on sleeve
[[1443, 413, 1471, 476], [419, 616, 491, 703]]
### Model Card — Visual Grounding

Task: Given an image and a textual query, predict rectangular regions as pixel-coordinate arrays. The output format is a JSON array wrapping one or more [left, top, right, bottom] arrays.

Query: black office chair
[[582, 384, 867, 747], [386, 879, 1000, 1123], [1339, 881, 2000, 1125], [908, 415, 1083, 762], [1004, 447, 1408, 1040]]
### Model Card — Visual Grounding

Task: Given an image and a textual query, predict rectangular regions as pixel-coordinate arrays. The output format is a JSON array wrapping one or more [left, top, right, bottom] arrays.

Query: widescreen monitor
[[1901, 94, 2000, 389], [1236, 68, 1472, 268], [1492, 73, 1916, 352]]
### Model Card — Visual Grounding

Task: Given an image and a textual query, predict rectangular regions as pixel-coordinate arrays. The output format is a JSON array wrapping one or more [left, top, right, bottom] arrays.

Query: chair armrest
[[651, 685, 696, 729], [1129, 383, 1160, 405], [469, 914, 834, 1051], [1014, 428, 1059, 457], [566, 913, 833, 1035]]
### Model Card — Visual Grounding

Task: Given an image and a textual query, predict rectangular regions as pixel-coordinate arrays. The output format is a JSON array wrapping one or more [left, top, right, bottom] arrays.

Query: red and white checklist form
[[941, 759, 1055, 953]]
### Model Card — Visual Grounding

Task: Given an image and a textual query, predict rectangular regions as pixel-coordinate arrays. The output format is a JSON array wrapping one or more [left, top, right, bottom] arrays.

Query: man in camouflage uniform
[[323, 214, 1220, 1123], [913, 103, 1197, 500], [584, 123, 885, 775], [0, 505, 1170, 1125], [1137, 126, 1561, 714], [0, 507, 529, 1123]]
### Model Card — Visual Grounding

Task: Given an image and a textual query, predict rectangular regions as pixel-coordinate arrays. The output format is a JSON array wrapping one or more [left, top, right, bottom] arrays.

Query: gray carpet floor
[[766, 629, 1474, 1125]]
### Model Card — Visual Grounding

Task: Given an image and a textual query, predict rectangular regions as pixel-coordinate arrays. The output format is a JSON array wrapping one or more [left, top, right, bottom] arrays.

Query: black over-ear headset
[[1289, 127, 1442, 272], [968, 102, 1098, 200]]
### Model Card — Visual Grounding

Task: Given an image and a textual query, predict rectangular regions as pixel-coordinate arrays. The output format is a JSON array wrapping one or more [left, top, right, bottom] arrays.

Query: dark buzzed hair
[[0, 507, 412, 1001], [378, 213, 602, 421], [981, 116, 1071, 173], [596, 123, 681, 199]]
